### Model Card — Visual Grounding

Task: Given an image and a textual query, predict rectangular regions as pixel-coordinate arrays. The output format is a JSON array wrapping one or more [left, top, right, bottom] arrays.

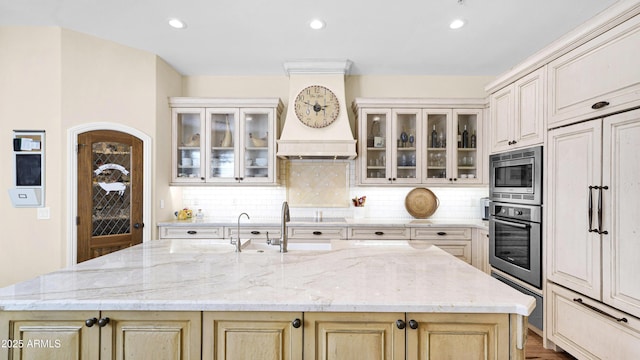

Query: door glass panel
[[426, 113, 448, 179], [176, 112, 202, 179], [92, 142, 131, 236], [210, 112, 236, 179], [244, 111, 269, 178], [395, 113, 417, 180], [365, 113, 387, 179], [457, 113, 478, 179], [494, 221, 531, 270]]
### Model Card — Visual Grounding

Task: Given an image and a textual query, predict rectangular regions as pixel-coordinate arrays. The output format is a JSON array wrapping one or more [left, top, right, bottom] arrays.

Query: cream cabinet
[[547, 109, 640, 355], [357, 108, 423, 185], [170, 98, 283, 185], [203, 311, 303, 360], [0, 311, 201, 360], [406, 313, 512, 360], [348, 226, 410, 240], [288, 225, 347, 240], [489, 67, 545, 154], [547, 13, 640, 128], [424, 109, 484, 185], [159, 225, 225, 240], [473, 228, 490, 274], [410, 227, 473, 264], [304, 312, 406, 360], [353, 98, 485, 186]]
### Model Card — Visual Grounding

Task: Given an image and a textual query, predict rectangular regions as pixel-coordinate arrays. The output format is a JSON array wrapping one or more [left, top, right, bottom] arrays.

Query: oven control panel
[[491, 202, 541, 223]]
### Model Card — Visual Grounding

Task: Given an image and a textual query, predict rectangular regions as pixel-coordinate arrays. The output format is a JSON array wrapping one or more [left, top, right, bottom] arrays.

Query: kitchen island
[[0, 238, 533, 359]]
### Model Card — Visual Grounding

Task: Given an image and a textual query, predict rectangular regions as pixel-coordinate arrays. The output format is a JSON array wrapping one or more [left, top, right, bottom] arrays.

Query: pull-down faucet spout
[[232, 212, 250, 252], [280, 201, 290, 253]]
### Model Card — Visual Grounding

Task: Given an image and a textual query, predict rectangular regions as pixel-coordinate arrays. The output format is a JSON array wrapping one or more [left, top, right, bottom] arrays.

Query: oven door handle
[[492, 218, 531, 229]]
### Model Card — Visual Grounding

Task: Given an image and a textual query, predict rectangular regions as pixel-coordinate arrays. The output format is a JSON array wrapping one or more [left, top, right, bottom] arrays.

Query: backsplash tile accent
[[179, 160, 488, 220], [287, 162, 349, 207]]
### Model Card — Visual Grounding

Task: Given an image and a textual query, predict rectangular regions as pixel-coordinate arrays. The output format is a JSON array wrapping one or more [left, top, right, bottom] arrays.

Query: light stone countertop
[[0, 239, 532, 315]]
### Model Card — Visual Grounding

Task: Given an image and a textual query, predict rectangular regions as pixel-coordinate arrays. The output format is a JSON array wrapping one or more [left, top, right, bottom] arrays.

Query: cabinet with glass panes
[[354, 98, 484, 186], [170, 98, 283, 185], [357, 108, 422, 185]]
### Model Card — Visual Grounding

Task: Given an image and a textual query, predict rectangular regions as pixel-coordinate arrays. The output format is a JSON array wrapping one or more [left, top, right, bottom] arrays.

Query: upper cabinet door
[[391, 109, 422, 184], [453, 109, 483, 184], [206, 108, 240, 183], [359, 109, 393, 185], [424, 109, 453, 184], [489, 67, 545, 154], [172, 108, 206, 183], [239, 108, 275, 183], [548, 14, 640, 128]]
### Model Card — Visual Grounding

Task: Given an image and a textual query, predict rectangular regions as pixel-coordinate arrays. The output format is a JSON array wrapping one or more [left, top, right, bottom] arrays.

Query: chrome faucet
[[231, 212, 250, 252], [267, 201, 290, 253]]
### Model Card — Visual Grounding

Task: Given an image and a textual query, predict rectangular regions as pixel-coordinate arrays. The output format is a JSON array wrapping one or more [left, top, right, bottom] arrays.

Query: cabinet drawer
[[226, 227, 281, 240], [419, 240, 472, 264], [348, 227, 410, 240], [410, 227, 472, 240], [288, 226, 347, 240], [548, 14, 640, 127], [159, 226, 224, 239], [548, 283, 640, 359]]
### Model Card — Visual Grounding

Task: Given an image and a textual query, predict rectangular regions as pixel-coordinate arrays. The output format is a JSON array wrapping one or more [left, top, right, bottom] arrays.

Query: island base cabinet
[[0, 311, 201, 360], [203, 311, 303, 360], [406, 313, 516, 360], [303, 312, 406, 360], [0, 311, 100, 360], [102, 311, 202, 360], [547, 283, 640, 360]]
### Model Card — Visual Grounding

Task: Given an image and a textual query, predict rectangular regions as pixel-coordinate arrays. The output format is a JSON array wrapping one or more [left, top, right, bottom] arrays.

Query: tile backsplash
[[179, 160, 488, 220]]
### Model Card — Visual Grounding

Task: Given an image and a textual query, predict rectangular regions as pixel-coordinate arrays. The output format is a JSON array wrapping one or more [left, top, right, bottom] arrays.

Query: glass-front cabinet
[[171, 98, 283, 185], [354, 98, 484, 186], [424, 109, 483, 184], [359, 109, 422, 184]]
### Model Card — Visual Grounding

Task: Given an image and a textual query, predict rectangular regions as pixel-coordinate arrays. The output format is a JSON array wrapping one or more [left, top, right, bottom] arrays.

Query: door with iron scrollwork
[[77, 130, 143, 263]]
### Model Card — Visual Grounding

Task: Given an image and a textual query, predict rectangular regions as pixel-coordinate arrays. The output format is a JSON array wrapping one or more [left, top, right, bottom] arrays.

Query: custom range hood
[[277, 60, 357, 159]]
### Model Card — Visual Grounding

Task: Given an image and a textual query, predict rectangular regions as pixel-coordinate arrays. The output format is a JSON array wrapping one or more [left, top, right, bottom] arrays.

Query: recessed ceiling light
[[449, 19, 465, 29], [309, 19, 325, 30], [168, 18, 187, 29]]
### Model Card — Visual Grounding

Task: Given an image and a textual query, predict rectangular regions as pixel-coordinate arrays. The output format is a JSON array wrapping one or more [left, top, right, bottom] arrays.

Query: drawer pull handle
[[591, 101, 610, 110], [436, 232, 447, 236], [187, 230, 197, 235], [573, 298, 628, 323], [374, 231, 384, 236], [312, 231, 323, 236], [250, 231, 260, 235]]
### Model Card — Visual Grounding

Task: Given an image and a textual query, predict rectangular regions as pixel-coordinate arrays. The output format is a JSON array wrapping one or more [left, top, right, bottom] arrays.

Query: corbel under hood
[[277, 60, 357, 159]]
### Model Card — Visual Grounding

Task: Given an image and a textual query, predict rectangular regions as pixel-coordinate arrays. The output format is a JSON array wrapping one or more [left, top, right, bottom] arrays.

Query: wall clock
[[293, 85, 340, 128]]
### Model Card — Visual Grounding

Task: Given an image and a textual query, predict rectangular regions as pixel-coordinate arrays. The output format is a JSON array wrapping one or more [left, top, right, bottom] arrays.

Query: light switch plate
[[37, 207, 50, 219]]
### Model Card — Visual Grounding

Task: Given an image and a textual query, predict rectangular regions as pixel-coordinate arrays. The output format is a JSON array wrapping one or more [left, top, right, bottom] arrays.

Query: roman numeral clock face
[[294, 85, 340, 128]]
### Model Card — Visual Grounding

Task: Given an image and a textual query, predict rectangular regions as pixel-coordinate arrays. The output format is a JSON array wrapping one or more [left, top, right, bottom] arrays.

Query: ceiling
[[0, 0, 618, 76]]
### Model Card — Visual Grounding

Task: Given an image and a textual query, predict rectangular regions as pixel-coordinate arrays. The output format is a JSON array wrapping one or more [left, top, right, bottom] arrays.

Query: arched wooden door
[[77, 130, 143, 263]]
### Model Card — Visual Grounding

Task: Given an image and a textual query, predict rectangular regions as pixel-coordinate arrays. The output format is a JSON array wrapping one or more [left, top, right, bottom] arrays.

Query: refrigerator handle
[[597, 186, 609, 235]]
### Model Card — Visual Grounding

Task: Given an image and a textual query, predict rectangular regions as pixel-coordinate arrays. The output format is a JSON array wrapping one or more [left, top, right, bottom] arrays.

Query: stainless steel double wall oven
[[489, 146, 543, 289]]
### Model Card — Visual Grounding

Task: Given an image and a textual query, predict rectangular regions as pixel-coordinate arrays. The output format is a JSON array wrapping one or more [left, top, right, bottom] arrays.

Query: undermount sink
[[241, 239, 335, 252]]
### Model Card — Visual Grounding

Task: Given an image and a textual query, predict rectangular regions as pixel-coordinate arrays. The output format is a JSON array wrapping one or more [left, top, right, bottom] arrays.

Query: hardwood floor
[[526, 330, 576, 360]]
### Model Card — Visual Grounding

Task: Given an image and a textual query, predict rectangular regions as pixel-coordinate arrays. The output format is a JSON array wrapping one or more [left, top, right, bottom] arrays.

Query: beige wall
[[0, 27, 64, 287], [0, 27, 181, 287]]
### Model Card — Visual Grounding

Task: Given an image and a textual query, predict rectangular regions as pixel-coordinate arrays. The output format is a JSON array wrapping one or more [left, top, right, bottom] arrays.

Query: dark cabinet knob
[[388, 178, 392, 181], [134, 223, 141, 229], [436, 231, 447, 236], [85, 317, 98, 327], [374, 231, 384, 236], [409, 319, 419, 329], [396, 319, 406, 329], [312, 231, 322, 236], [591, 101, 610, 110], [250, 231, 260, 235], [200, 177, 205, 181], [187, 230, 197, 235], [392, 178, 396, 181], [292, 318, 302, 328], [98, 317, 110, 327]]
